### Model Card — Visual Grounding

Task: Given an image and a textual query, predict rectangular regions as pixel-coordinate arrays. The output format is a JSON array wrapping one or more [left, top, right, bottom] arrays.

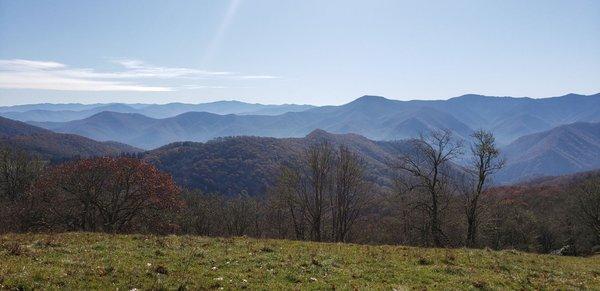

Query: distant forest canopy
[[1, 128, 599, 256]]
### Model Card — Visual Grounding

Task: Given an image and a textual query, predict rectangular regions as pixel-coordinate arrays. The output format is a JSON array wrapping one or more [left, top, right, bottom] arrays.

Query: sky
[[0, 0, 599, 106]]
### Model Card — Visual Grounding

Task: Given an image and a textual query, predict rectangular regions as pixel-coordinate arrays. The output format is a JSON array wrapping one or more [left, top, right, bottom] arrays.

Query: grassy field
[[0, 233, 599, 290]]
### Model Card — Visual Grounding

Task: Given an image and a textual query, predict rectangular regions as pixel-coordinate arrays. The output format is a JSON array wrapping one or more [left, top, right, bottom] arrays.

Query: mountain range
[[1, 115, 599, 190], [0, 101, 315, 122], [2, 93, 600, 189], [26, 93, 600, 150]]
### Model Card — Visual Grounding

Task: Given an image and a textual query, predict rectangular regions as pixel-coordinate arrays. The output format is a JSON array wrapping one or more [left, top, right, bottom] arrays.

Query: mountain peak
[[456, 94, 486, 99], [305, 129, 332, 139], [351, 95, 390, 103]]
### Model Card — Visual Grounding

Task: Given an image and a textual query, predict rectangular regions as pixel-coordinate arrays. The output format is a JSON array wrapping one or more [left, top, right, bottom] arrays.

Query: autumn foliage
[[25, 157, 182, 233]]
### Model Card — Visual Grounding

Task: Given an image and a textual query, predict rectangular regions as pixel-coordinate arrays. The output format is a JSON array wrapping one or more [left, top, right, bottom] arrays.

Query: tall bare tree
[[300, 142, 334, 241], [273, 166, 307, 239], [330, 146, 369, 242], [395, 129, 463, 247], [463, 129, 504, 247], [274, 142, 369, 242]]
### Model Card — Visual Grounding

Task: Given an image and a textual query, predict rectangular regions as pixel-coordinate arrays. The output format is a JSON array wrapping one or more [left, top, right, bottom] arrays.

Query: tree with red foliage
[[27, 157, 182, 233]]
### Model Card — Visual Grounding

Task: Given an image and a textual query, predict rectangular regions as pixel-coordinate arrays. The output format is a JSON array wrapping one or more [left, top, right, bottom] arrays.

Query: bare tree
[[572, 174, 600, 242], [274, 142, 369, 242], [273, 166, 307, 239], [179, 190, 222, 235], [299, 142, 334, 241], [395, 129, 463, 247], [463, 129, 504, 247], [272, 142, 334, 242], [330, 146, 369, 242], [225, 191, 257, 236]]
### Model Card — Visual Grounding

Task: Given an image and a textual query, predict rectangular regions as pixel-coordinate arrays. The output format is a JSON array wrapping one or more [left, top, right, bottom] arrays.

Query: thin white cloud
[[109, 58, 232, 78], [0, 58, 279, 92], [0, 59, 172, 91], [0, 71, 172, 92], [0, 59, 66, 70]]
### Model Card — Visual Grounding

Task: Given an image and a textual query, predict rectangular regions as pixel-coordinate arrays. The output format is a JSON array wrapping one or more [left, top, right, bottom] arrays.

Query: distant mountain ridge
[[29, 93, 600, 149], [0, 116, 140, 162], [497, 121, 600, 183], [0, 101, 315, 122]]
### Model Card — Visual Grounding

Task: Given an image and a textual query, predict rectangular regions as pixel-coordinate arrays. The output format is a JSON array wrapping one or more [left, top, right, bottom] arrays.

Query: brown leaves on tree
[[27, 157, 182, 233]]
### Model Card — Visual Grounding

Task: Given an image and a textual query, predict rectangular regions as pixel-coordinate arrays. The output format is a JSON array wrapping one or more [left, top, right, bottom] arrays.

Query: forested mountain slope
[[497, 122, 600, 183], [0, 116, 140, 161], [144, 129, 412, 195]]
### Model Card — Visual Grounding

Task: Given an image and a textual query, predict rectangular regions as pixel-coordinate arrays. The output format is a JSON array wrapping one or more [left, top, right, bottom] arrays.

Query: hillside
[[0, 116, 140, 161], [31, 93, 600, 149], [144, 130, 411, 195], [1, 233, 598, 290], [497, 122, 600, 183], [146, 124, 600, 194]]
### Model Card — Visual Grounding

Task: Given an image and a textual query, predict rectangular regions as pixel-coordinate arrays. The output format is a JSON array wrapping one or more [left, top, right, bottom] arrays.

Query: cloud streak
[[0, 58, 279, 92], [201, 0, 243, 66]]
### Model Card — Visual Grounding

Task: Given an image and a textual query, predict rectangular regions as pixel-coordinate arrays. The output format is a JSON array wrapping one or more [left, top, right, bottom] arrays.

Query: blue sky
[[0, 0, 599, 105]]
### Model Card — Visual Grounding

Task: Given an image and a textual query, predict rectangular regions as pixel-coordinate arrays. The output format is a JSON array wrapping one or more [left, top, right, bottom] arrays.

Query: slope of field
[[1, 233, 598, 290]]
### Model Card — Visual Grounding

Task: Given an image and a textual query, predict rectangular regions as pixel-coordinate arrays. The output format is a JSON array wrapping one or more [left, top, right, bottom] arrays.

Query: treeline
[[1, 129, 599, 255]]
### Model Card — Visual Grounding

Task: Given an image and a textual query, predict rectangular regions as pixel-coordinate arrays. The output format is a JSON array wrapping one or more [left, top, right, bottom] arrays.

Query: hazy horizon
[[1, 0, 599, 106], [1, 91, 599, 107]]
